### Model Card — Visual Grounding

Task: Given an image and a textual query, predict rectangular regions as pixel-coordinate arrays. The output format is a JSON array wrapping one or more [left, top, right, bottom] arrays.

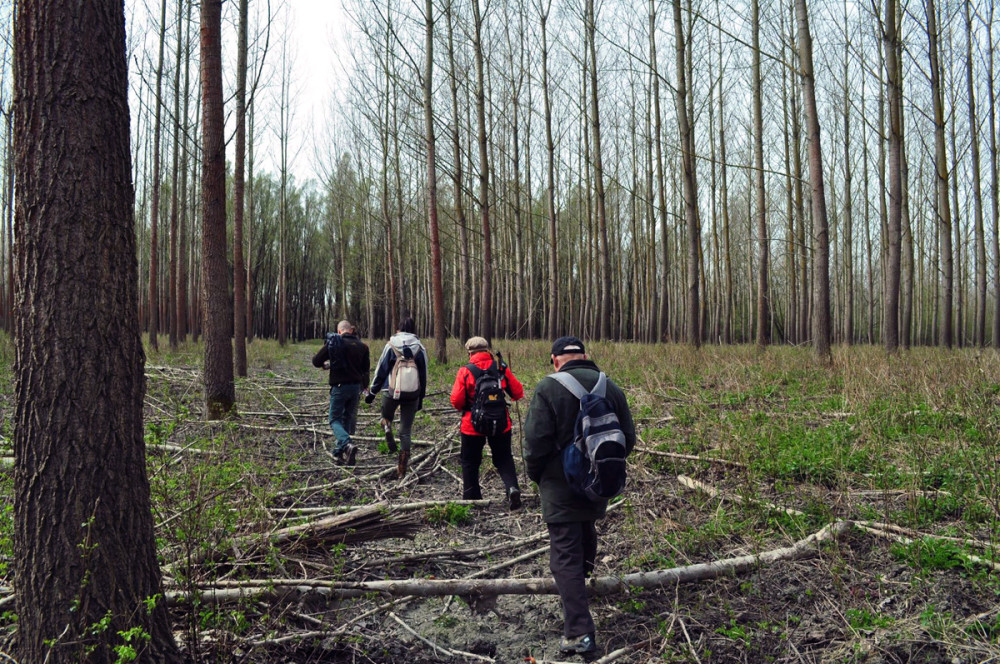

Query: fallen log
[[167, 520, 852, 605], [678, 474, 805, 517]]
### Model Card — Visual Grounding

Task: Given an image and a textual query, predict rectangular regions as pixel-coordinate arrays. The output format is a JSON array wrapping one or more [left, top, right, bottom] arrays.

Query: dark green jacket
[[522, 359, 636, 523]]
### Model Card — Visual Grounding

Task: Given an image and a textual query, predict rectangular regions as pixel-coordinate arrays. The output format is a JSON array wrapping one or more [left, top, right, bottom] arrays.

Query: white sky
[[275, 0, 353, 184]]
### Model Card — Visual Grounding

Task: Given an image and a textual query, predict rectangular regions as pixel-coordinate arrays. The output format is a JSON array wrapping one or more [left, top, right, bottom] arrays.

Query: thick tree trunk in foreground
[[201, 0, 235, 418], [13, 1, 180, 660]]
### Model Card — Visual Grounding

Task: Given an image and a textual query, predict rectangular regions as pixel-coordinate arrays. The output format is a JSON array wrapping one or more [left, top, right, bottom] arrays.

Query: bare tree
[[233, 0, 249, 376], [795, 0, 830, 359], [201, 0, 235, 418], [927, 0, 952, 348], [752, 0, 769, 347], [965, 0, 986, 347], [147, 0, 168, 350], [423, 0, 447, 362], [674, 0, 701, 347]]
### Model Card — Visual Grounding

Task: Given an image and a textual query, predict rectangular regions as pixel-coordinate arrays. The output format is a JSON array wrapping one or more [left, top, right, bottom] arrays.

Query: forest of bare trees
[[2, 0, 1000, 351]]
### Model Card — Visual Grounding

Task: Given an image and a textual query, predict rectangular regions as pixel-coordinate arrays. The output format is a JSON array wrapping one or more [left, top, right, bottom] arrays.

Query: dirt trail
[[147, 344, 997, 664]]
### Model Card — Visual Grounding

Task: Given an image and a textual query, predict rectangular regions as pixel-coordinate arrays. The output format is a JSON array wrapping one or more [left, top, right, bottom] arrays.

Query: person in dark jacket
[[312, 320, 370, 465], [522, 336, 636, 657], [450, 336, 525, 509], [365, 316, 427, 478]]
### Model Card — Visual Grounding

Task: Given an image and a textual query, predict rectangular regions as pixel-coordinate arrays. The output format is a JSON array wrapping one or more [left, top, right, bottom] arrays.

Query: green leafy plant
[[426, 502, 472, 526]]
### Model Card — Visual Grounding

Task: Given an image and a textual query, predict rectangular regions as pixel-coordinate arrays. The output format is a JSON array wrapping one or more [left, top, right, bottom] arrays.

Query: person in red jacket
[[450, 336, 525, 509]]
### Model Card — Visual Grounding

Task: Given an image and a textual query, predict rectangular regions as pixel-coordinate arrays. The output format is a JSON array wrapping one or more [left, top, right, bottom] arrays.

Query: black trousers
[[459, 431, 520, 499], [547, 520, 598, 638]]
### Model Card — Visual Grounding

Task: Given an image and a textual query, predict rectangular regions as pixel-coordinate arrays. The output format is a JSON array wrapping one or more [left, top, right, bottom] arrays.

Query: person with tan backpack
[[366, 316, 427, 478]]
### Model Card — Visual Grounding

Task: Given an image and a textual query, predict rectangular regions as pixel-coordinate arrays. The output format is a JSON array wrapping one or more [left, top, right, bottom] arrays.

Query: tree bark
[[674, 0, 701, 348], [586, 0, 612, 340], [147, 0, 168, 351], [13, 0, 181, 660], [752, 0, 769, 347], [472, 0, 492, 342], [424, 0, 447, 363], [966, 0, 986, 347], [927, 0, 952, 348], [200, 0, 235, 418], [795, 0, 830, 359], [233, 0, 249, 376]]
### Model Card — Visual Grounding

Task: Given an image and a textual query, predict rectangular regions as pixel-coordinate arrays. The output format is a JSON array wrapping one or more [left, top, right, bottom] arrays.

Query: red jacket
[[450, 351, 525, 435]]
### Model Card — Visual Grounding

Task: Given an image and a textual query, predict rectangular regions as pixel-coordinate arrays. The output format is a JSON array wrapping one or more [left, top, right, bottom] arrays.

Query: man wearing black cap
[[523, 336, 636, 657]]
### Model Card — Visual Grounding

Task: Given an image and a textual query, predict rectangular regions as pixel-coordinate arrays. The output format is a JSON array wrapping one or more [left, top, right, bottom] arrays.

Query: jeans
[[460, 431, 520, 499], [381, 395, 419, 451], [548, 520, 598, 638], [328, 383, 361, 455]]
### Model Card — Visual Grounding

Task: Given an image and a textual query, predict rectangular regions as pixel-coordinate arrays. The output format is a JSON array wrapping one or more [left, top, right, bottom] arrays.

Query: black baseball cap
[[550, 336, 586, 360]]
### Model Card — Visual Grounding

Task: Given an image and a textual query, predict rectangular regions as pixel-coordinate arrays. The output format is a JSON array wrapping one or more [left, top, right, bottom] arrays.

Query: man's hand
[[323, 360, 330, 370], [364, 391, 377, 405]]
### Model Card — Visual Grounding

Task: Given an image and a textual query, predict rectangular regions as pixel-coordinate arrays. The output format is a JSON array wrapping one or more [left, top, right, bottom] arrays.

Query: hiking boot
[[381, 419, 397, 453], [559, 632, 597, 657], [507, 486, 522, 511], [345, 443, 358, 467], [397, 449, 410, 479]]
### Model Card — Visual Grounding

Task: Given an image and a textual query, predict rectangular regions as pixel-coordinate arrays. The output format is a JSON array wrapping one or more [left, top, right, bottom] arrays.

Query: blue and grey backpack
[[549, 371, 628, 502]]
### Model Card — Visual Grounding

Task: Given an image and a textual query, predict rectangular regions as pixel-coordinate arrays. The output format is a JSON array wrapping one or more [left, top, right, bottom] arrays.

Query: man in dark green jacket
[[523, 336, 636, 658]]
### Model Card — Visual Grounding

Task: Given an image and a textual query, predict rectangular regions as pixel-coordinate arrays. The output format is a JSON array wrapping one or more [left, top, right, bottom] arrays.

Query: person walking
[[522, 336, 636, 657], [312, 320, 370, 465], [450, 336, 525, 509], [365, 316, 428, 478]]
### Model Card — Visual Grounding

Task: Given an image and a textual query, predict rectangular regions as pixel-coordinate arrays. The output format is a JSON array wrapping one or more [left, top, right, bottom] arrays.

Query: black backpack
[[467, 362, 508, 436], [549, 371, 628, 502]]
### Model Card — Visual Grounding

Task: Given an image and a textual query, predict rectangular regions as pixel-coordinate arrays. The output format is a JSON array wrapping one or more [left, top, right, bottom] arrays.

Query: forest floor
[[6, 338, 1000, 663]]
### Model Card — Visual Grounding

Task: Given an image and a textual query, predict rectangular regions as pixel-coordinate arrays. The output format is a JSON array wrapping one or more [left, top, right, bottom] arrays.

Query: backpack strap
[[549, 371, 608, 400], [548, 371, 588, 400]]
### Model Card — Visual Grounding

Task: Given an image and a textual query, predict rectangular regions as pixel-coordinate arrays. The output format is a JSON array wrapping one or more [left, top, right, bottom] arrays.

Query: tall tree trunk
[[989, 4, 1000, 348], [586, 0, 612, 340], [168, 0, 181, 350], [147, 0, 167, 351], [541, 1, 558, 340], [13, 0, 181, 659], [795, 0, 831, 359], [201, 0, 235, 418], [966, 0, 986, 347], [233, 0, 248, 376], [674, 0, 700, 347], [719, 34, 733, 344], [752, 0, 769, 347], [841, 0, 854, 345], [445, 0, 468, 341], [177, 0, 191, 343], [652, 0, 671, 342], [927, 0, 952, 348], [472, 0, 492, 342], [424, 0, 447, 363]]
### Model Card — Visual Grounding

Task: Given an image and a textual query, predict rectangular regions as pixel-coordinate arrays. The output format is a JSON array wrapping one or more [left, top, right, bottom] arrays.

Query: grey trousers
[[547, 520, 598, 638]]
